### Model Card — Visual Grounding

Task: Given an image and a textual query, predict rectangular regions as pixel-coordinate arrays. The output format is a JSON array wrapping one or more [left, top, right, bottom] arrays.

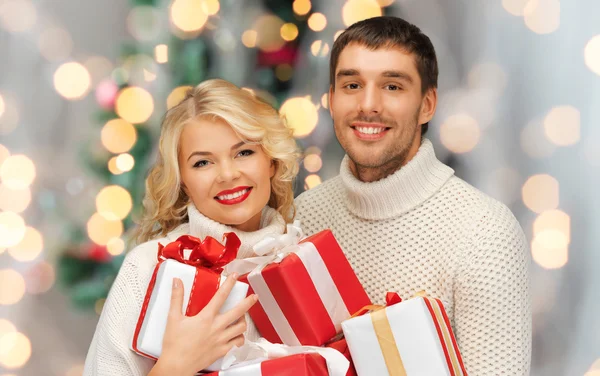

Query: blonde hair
[[135, 79, 300, 243]]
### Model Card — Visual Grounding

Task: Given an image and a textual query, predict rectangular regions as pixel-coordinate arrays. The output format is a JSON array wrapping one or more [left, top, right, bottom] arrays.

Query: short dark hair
[[329, 16, 438, 135]]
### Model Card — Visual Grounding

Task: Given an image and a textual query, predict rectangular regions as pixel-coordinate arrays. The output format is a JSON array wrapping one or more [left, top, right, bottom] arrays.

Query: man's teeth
[[356, 127, 385, 135], [217, 188, 249, 200]]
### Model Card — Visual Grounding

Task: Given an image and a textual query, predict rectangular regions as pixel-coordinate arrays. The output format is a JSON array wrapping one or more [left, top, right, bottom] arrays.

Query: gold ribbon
[[370, 308, 407, 376]]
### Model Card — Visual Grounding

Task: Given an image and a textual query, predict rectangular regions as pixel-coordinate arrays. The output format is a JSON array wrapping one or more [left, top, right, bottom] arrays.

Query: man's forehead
[[336, 43, 419, 77]]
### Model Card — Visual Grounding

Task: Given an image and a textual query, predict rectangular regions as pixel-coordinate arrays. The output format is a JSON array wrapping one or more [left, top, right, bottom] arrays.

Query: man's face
[[330, 43, 436, 178]]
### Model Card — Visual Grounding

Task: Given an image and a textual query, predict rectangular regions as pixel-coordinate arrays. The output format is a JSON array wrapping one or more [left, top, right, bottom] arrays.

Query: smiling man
[[295, 16, 531, 375]]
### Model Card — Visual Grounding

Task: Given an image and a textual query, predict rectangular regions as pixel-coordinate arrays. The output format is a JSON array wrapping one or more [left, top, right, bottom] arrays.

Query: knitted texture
[[83, 205, 286, 376], [295, 139, 532, 375]]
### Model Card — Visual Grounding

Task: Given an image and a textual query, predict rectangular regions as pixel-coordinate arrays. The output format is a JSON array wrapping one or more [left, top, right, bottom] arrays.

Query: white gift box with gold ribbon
[[341, 294, 467, 376]]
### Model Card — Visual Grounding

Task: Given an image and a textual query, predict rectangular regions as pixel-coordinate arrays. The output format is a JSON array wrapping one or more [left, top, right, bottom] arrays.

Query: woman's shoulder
[[124, 223, 190, 271]]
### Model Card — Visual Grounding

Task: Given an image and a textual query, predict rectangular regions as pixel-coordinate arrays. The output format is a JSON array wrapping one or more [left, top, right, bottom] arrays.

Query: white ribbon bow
[[220, 338, 350, 376], [224, 220, 304, 276]]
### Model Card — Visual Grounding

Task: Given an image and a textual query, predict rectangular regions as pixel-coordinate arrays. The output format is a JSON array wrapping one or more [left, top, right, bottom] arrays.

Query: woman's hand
[[149, 273, 258, 376]]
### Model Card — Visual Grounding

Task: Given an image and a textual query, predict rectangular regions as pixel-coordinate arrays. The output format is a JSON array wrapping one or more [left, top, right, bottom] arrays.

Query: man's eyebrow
[[336, 69, 360, 79], [381, 70, 414, 84], [186, 141, 247, 161]]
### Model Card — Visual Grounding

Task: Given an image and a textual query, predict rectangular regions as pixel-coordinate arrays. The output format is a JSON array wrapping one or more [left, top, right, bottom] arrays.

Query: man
[[295, 16, 531, 375]]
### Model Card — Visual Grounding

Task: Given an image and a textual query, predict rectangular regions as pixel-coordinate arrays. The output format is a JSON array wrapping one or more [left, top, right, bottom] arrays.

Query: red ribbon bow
[[157, 232, 241, 273]]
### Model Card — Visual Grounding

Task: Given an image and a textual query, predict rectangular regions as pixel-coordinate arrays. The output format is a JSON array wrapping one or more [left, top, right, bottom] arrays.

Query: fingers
[[204, 273, 238, 315], [226, 334, 245, 349], [168, 278, 184, 319], [220, 317, 248, 342], [219, 294, 258, 326]]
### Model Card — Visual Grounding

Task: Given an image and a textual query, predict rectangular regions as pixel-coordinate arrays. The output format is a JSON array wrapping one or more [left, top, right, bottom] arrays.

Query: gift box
[[132, 233, 249, 371], [341, 293, 468, 376], [203, 353, 328, 376], [233, 226, 371, 347], [325, 338, 357, 376]]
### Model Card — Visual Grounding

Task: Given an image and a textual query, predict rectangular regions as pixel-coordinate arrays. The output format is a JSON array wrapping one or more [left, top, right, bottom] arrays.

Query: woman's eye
[[237, 149, 255, 157], [193, 160, 209, 168]]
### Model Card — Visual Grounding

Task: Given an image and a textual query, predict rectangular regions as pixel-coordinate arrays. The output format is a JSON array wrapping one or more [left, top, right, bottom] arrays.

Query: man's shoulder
[[443, 175, 523, 237]]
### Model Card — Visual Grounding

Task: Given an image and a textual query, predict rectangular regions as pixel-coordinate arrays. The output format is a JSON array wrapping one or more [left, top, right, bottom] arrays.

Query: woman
[[84, 79, 300, 376]]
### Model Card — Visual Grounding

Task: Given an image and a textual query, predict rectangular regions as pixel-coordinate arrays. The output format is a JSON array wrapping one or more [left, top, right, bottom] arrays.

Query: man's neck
[[349, 136, 422, 183]]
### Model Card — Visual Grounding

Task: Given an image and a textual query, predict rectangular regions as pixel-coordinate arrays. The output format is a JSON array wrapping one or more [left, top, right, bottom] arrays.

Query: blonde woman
[[84, 79, 300, 376]]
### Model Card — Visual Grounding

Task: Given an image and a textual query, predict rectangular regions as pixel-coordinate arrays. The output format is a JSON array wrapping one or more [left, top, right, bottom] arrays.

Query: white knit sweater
[[295, 138, 532, 376], [83, 204, 286, 376]]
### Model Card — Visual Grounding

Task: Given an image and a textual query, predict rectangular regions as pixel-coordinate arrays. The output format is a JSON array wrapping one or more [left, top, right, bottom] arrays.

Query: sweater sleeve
[[454, 204, 532, 375], [83, 249, 156, 376]]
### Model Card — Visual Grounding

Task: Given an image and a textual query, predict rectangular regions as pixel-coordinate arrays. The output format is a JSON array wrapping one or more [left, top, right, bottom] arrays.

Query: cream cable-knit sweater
[[295, 138, 532, 375], [83, 204, 285, 376]]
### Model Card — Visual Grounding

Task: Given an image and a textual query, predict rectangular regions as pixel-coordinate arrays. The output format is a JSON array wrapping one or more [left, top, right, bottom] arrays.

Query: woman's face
[[178, 117, 275, 232]]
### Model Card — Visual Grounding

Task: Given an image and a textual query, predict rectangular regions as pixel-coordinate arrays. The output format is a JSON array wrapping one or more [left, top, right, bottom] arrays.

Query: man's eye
[[344, 83, 360, 90], [193, 160, 209, 168], [386, 84, 401, 91], [237, 149, 255, 157]]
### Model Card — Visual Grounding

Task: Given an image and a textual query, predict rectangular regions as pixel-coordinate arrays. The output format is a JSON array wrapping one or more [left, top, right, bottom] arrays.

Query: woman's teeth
[[217, 188, 249, 200]]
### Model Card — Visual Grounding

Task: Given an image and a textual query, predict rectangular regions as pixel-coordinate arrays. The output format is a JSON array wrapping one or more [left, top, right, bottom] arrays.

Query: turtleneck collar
[[340, 138, 454, 220], [186, 204, 286, 259]]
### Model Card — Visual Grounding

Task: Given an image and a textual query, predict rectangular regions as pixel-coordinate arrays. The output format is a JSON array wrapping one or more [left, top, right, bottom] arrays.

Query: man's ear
[[328, 85, 335, 119], [418, 87, 437, 125]]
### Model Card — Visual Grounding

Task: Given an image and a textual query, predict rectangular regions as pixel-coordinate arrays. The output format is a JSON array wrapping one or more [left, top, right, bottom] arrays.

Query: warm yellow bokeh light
[[101, 119, 137, 154], [522, 174, 559, 214], [170, 0, 208, 32], [116, 153, 135, 172], [334, 30, 344, 42], [305, 174, 322, 190], [254, 15, 285, 52], [0, 154, 35, 190], [502, 0, 529, 16], [308, 13, 327, 32], [0, 331, 31, 369], [107, 238, 126, 256], [115, 87, 154, 124], [321, 93, 328, 109], [155, 44, 168, 64], [0, 0, 37, 33], [311, 40, 329, 57], [303, 154, 323, 173], [440, 114, 480, 154], [0, 185, 31, 213], [524, 0, 560, 35], [8, 227, 43, 262], [293, 0, 311, 16], [0, 92, 19, 136], [25, 261, 55, 294], [534, 209, 570, 243], [87, 213, 124, 246], [585, 35, 600, 76], [531, 230, 568, 269], [376, 0, 395, 6], [108, 157, 123, 175], [0, 212, 26, 248], [201, 0, 220, 15], [275, 64, 294, 81], [543, 105, 580, 146], [38, 26, 72, 61], [0, 269, 26, 305], [53, 62, 92, 100], [280, 23, 299, 42], [280, 97, 319, 138], [167, 85, 193, 109], [242, 30, 257, 48], [342, 0, 382, 27], [96, 185, 133, 221]]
